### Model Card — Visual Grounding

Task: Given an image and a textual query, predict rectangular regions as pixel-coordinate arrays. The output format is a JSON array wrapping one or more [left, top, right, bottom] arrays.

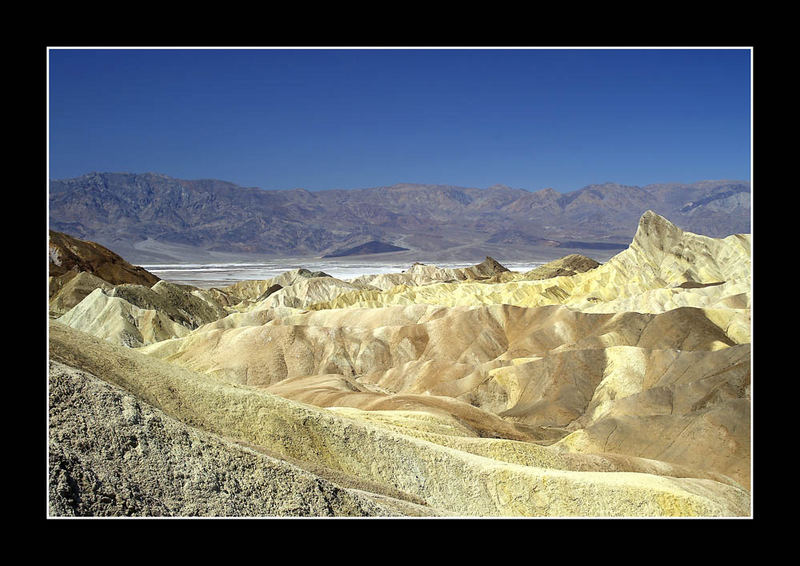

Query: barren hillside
[[48, 210, 752, 517]]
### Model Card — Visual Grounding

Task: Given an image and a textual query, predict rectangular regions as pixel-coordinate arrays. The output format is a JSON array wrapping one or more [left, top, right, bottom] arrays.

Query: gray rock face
[[47, 360, 430, 517]]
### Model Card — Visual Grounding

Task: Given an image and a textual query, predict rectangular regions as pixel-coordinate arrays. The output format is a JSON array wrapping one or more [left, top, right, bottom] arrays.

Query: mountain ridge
[[49, 172, 750, 263]]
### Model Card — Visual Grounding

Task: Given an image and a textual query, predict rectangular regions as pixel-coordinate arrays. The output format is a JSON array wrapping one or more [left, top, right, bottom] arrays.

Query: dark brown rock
[[49, 230, 160, 287]]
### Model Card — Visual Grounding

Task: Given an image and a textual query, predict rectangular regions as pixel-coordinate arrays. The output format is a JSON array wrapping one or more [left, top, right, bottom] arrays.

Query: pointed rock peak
[[640, 209, 668, 225], [475, 256, 510, 273], [632, 210, 685, 251], [637, 210, 682, 233]]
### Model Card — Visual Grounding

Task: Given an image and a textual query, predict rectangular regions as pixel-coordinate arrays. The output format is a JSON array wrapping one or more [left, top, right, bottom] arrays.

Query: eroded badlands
[[48, 211, 752, 517]]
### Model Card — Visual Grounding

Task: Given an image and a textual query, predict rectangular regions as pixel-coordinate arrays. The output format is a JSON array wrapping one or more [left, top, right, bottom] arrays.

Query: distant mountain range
[[48, 172, 751, 263]]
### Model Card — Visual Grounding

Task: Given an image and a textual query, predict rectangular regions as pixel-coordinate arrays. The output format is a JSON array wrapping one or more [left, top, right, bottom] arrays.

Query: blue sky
[[48, 48, 751, 192]]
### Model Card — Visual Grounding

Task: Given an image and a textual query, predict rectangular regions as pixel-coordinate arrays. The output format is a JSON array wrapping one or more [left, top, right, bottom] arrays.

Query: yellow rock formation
[[50, 320, 750, 517], [49, 211, 753, 516]]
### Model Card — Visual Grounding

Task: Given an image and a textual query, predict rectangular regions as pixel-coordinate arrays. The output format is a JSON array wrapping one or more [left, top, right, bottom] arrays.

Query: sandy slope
[[49, 321, 750, 517]]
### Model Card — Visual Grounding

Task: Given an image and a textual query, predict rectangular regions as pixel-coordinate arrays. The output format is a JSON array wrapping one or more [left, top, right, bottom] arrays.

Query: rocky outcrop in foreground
[[50, 321, 749, 517], [48, 211, 752, 517], [49, 360, 434, 517]]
